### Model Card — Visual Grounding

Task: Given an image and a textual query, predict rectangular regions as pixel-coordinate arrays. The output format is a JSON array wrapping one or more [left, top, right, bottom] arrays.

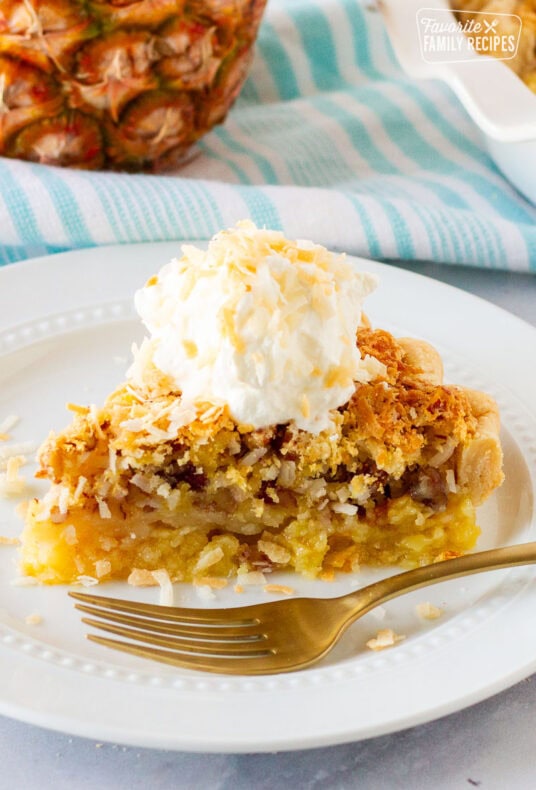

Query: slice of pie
[[20, 223, 504, 585]]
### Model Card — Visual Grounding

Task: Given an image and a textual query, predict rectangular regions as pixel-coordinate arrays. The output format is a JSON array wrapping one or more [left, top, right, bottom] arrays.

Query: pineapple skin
[[0, 0, 267, 171]]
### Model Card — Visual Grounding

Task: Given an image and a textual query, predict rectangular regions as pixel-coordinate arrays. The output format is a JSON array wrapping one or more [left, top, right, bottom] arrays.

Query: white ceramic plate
[[0, 243, 535, 753]]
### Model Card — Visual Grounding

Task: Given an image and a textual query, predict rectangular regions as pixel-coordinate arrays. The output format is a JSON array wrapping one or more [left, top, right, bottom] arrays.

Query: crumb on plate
[[0, 535, 20, 546], [0, 455, 29, 498], [366, 628, 405, 651], [416, 602, 443, 620], [264, 584, 294, 595], [25, 613, 42, 625], [193, 577, 228, 589]]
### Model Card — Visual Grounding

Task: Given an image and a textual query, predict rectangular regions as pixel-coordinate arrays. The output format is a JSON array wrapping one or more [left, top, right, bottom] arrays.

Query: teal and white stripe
[[0, 0, 535, 270]]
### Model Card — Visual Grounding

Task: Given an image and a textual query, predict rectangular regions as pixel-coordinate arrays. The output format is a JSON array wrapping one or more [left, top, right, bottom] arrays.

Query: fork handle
[[337, 542, 536, 622]]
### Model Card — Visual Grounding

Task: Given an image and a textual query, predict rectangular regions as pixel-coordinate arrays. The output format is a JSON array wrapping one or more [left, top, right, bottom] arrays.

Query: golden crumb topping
[[36, 328, 477, 495]]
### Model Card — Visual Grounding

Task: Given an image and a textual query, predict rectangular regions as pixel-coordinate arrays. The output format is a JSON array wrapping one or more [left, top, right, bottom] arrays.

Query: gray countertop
[[1, 261, 535, 790]]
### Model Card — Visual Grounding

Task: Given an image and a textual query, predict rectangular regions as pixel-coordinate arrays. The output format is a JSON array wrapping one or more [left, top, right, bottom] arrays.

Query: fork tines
[[68, 591, 275, 674]]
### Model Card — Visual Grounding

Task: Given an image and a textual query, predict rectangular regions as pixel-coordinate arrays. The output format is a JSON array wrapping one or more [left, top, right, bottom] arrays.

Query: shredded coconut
[[332, 502, 358, 516], [193, 577, 228, 589], [95, 559, 112, 579], [258, 540, 291, 565], [128, 568, 159, 586], [96, 497, 112, 519], [62, 525, 78, 546], [366, 628, 405, 651], [264, 584, 294, 595], [151, 569, 174, 606], [192, 546, 224, 574], [24, 613, 42, 626], [445, 469, 457, 493], [416, 602, 443, 620], [73, 476, 87, 501], [89, 404, 105, 439], [196, 585, 216, 601], [76, 575, 99, 587], [277, 460, 296, 487], [0, 456, 28, 497], [57, 485, 70, 515], [10, 577, 38, 587], [236, 570, 266, 586], [0, 535, 20, 546], [0, 415, 19, 436], [0, 442, 35, 464], [240, 447, 268, 467], [127, 567, 174, 606]]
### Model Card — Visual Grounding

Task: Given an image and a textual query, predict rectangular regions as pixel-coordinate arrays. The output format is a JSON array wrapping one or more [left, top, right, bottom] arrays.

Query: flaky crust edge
[[398, 337, 503, 505], [457, 389, 504, 505]]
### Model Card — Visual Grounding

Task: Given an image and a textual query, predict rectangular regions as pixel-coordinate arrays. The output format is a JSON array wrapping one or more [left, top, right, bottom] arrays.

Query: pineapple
[[0, 0, 266, 170]]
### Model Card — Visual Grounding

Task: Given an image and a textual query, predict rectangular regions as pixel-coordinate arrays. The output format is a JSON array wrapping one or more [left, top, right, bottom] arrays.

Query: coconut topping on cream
[[128, 221, 384, 433]]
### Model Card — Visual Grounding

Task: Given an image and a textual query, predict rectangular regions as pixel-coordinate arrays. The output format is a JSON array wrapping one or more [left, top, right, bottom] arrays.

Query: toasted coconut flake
[[300, 394, 310, 419], [193, 577, 228, 589], [366, 628, 405, 651], [193, 546, 224, 574], [258, 540, 291, 565], [76, 575, 99, 587], [446, 469, 457, 494], [0, 442, 35, 463], [429, 438, 457, 468], [416, 602, 443, 620], [66, 403, 90, 415], [264, 584, 294, 595], [73, 476, 87, 501], [62, 525, 78, 546], [196, 585, 216, 601], [89, 404, 105, 439], [96, 497, 112, 519], [0, 535, 20, 546], [332, 502, 358, 516], [277, 460, 296, 487], [198, 404, 224, 424], [125, 384, 144, 403], [152, 569, 174, 606], [58, 485, 70, 515], [234, 584, 244, 593], [0, 456, 28, 497], [24, 613, 42, 626], [0, 415, 19, 436], [236, 570, 266, 586], [130, 473, 154, 493], [10, 576, 38, 587], [128, 568, 159, 586], [95, 559, 112, 579], [240, 447, 267, 467], [120, 418, 146, 433]]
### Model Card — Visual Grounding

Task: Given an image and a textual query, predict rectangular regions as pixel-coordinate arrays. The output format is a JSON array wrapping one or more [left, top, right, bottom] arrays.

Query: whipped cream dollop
[[128, 221, 384, 433]]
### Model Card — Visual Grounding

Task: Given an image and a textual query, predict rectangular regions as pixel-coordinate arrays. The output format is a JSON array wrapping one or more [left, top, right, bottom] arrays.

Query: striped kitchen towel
[[1, 0, 535, 270]]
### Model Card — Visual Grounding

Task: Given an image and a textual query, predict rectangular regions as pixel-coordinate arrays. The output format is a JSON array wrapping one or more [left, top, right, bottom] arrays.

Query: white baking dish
[[380, 0, 536, 204]]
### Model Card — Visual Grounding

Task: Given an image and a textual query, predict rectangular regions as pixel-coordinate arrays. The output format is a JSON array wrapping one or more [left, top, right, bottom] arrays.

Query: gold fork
[[69, 542, 536, 675]]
